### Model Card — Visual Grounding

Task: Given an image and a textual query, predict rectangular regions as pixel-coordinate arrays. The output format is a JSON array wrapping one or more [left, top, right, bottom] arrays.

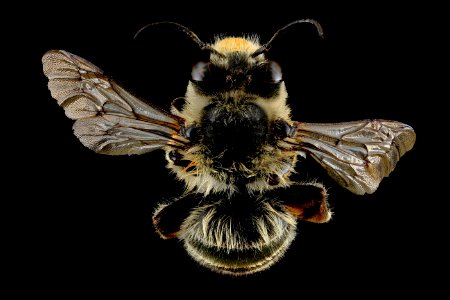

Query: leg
[[152, 193, 203, 239], [269, 182, 332, 223]]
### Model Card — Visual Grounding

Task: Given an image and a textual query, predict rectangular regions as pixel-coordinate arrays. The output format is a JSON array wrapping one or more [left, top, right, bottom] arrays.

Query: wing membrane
[[284, 120, 415, 195], [42, 50, 188, 155]]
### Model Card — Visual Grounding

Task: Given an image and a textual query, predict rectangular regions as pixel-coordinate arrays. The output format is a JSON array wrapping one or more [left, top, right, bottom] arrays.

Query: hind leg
[[152, 193, 203, 239], [268, 182, 332, 223]]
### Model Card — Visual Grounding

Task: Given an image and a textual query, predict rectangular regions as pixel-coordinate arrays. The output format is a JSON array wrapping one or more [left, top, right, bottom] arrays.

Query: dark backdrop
[[11, 1, 438, 297]]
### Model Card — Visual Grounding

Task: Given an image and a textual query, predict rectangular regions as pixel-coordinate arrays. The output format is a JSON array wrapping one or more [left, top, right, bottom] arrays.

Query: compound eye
[[252, 61, 283, 84], [270, 61, 282, 83], [191, 61, 208, 81]]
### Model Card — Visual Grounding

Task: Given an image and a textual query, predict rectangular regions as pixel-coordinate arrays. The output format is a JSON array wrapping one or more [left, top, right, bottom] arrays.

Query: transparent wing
[[42, 50, 189, 155], [283, 120, 416, 195]]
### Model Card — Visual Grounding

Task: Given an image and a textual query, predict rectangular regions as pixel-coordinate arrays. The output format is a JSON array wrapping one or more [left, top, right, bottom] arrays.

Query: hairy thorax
[[166, 90, 296, 195]]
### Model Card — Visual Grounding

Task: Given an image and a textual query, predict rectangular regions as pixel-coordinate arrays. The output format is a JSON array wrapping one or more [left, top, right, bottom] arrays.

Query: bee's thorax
[[200, 102, 269, 168]]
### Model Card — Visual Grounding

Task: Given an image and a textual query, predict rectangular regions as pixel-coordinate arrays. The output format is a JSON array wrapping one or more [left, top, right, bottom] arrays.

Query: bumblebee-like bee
[[42, 20, 415, 275]]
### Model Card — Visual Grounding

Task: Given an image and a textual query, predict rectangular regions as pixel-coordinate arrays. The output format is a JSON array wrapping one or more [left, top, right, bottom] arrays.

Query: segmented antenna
[[251, 19, 324, 58], [134, 21, 225, 57]]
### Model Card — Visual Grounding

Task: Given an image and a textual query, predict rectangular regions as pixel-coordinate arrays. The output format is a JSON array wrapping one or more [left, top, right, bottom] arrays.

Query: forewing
[[42, 50, 188, 155], [283, 120, 415, 195]]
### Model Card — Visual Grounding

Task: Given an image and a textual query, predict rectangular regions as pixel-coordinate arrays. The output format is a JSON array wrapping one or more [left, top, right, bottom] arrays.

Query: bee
[[42, 20, 416, 276]]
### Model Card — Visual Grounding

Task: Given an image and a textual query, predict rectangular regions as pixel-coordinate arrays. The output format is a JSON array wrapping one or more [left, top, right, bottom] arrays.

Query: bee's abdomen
[[200, 103, 269, 168], [179, 196, 297, 275]]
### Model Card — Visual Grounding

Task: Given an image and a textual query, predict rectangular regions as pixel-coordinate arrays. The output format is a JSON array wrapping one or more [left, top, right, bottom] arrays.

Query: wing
[[282, 120, 415, 195], [42, 50, 189, 155]]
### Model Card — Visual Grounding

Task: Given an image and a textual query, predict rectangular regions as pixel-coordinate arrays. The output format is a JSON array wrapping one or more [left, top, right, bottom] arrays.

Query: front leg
[[271, 119, 295, 140]]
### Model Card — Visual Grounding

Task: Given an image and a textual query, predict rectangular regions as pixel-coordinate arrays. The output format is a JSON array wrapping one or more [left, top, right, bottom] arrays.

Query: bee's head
[[134, 20, 323, 98], [190, 37, 283, 98]]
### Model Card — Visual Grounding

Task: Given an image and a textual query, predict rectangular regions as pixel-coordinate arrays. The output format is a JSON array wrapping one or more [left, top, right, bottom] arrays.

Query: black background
[[10, 1, 441, 297]]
